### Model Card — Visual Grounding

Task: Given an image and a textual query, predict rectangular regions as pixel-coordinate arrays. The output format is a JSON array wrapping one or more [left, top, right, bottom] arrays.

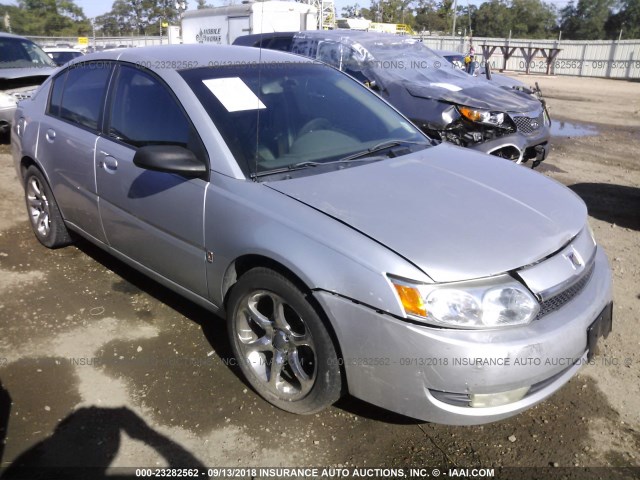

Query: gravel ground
[[0, 74, 638, 479]]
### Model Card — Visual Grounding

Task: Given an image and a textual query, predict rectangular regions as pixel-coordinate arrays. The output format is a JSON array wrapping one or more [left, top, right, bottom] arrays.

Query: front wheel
[[227, 268, 342, 414], [24, 166, 73, 248]]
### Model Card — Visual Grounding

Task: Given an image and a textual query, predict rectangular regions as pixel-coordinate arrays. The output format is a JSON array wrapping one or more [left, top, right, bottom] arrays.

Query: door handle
[[99, 156, 118, 174], [45, 129, 56, 143]]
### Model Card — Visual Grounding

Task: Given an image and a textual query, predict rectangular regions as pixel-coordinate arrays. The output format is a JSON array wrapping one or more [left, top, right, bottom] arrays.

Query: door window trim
[[45, 60, 116, 135], [102, 62, 210, 179]]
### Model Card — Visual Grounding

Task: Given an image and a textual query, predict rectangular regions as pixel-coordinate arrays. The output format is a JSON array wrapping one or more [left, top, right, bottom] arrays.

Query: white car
[[43, 47, 84, 67]]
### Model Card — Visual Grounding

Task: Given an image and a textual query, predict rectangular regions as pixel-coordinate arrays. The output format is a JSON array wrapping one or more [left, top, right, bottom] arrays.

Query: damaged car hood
[[291, 31, 542, 113], [266, 144, 586, 282], [403, 82, 541, 112]]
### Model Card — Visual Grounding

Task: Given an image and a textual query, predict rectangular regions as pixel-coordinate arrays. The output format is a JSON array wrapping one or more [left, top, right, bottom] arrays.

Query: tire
[[227, 267, 342, 414], [24, 166, 73, 249]]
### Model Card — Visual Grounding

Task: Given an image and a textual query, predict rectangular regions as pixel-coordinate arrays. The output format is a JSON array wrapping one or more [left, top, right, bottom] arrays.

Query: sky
[[5, 0, 574, 21], [70, 0, 369, 19]]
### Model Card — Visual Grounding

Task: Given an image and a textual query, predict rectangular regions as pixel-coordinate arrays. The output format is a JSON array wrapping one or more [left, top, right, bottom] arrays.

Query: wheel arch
[[19, 156, 39, 181], [222, 253, 348, 391]]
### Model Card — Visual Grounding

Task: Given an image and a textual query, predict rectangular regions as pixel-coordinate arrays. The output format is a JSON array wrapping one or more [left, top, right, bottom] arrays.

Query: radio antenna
[[252, 1, 266, 182]]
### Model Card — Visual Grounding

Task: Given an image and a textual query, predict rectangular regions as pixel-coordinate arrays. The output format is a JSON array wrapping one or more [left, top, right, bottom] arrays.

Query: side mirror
[[133, 145, 207, 178]]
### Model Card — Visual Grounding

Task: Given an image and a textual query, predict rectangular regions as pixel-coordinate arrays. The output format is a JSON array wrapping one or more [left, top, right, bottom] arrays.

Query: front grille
[[512, 112, 545, 135], [536, 260, 596, 319]]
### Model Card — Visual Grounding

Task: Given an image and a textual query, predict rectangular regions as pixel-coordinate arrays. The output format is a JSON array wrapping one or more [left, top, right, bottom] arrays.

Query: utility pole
[[451, 0, 458, 37], [3, 12, 10, 33], [91, 18, 96, 50]]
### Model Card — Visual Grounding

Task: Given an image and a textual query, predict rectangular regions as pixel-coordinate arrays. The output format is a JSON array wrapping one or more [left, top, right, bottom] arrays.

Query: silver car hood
[[266, 144, 586, 282], [0, 67, 56, 81]]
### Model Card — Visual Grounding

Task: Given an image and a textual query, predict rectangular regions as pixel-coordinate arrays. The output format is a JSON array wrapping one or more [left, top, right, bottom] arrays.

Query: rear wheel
[[227, 267, 342, 414], [24, 166, 72, 248]]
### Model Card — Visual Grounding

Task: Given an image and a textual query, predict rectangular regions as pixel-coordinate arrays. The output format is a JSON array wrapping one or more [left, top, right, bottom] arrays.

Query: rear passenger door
[[39, 62, 114, 243], [95, 64, 209, 298]]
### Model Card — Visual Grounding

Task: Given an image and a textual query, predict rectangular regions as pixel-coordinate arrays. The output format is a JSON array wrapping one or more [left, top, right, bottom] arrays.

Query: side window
[[315, 42, 359, 72], [107, 65, 195, 151], [55, 63, 112, 130], [267, 37, 293, 52], [48, 71, 66, 117]]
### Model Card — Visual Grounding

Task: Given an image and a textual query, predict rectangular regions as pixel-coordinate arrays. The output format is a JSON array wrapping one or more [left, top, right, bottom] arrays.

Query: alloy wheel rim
[[26, 177, 51, 237], [234, 290, 317, 400]]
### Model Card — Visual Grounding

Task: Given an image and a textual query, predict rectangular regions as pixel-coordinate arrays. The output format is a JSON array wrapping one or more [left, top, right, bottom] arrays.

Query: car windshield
[[354, 39, 473, 84], [0, 37, 57, 69], [180, 63, 428, 178]]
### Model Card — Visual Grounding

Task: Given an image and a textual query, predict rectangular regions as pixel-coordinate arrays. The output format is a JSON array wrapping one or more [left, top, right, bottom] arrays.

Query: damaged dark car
[[234, 31, 550, 167], [0, 32, 57, 141]]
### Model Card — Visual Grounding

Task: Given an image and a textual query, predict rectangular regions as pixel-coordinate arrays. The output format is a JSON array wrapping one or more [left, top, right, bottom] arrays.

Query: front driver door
[[95, 64, 209, 298]]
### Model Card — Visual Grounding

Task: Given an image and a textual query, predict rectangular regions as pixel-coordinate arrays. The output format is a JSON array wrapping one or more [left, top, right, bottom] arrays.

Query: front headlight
[[458, 106, 505, 126], [389, 275, 539, 329]]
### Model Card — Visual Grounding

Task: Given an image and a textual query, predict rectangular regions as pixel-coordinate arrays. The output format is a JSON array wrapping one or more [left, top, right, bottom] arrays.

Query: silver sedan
[[11, 45, 612, 425]]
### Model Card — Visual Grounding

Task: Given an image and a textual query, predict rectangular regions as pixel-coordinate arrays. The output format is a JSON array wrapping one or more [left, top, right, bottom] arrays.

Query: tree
[[94, 0, 185, 36], [369, 0, 414, 24], [414, 0, 453, 34], [0, 0, 90, 35], [341, 3, 362, 17], [196, 0, 213, 8], [605, 0, 640, 39], [95, 0, 135, 36], [509, 0, 557, 38], [559, 0, 615, 39], [472, 0, 513, 37], [459, 4, 478, 35]]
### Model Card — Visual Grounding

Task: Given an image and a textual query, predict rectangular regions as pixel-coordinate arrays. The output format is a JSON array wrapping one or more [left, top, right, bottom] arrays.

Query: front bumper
[[471, 124, 550, 166], [315, 247, 612, 425]]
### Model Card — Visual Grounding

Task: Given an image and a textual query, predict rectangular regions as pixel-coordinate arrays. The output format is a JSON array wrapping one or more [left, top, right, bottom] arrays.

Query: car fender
[[204, 174, 431, 319]]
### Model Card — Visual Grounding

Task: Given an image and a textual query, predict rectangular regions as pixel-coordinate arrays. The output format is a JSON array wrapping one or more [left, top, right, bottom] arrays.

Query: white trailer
[[181, 1, 318, 46]]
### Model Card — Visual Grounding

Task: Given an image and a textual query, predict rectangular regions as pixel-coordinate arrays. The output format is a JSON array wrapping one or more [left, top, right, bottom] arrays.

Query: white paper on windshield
[[430, 83, 462, 92], [203, 77, 266, 112]]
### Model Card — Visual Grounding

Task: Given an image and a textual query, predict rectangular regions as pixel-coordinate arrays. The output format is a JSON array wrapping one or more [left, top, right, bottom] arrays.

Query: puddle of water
[[551, 120, 599, 137]]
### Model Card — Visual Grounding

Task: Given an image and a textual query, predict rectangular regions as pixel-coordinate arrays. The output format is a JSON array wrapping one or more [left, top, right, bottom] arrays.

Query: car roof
[[69, 44, 313, 70], [233, 32, 296, 46], [293, 30, 414, 44]]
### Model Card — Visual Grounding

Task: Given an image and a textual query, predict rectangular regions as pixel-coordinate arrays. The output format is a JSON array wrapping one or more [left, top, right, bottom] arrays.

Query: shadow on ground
[[569, 183, 640, 231], [0, 406, 204, 479], [70, 236, 407, 426], [0, 380, 10, 464]]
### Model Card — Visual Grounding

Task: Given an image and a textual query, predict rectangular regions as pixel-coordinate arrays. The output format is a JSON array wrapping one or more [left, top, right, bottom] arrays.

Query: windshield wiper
[[250, 161, 321, 179], [251, 155, 392, 179], [250, 140, 430, 179], [339, 139, 430, 162]]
